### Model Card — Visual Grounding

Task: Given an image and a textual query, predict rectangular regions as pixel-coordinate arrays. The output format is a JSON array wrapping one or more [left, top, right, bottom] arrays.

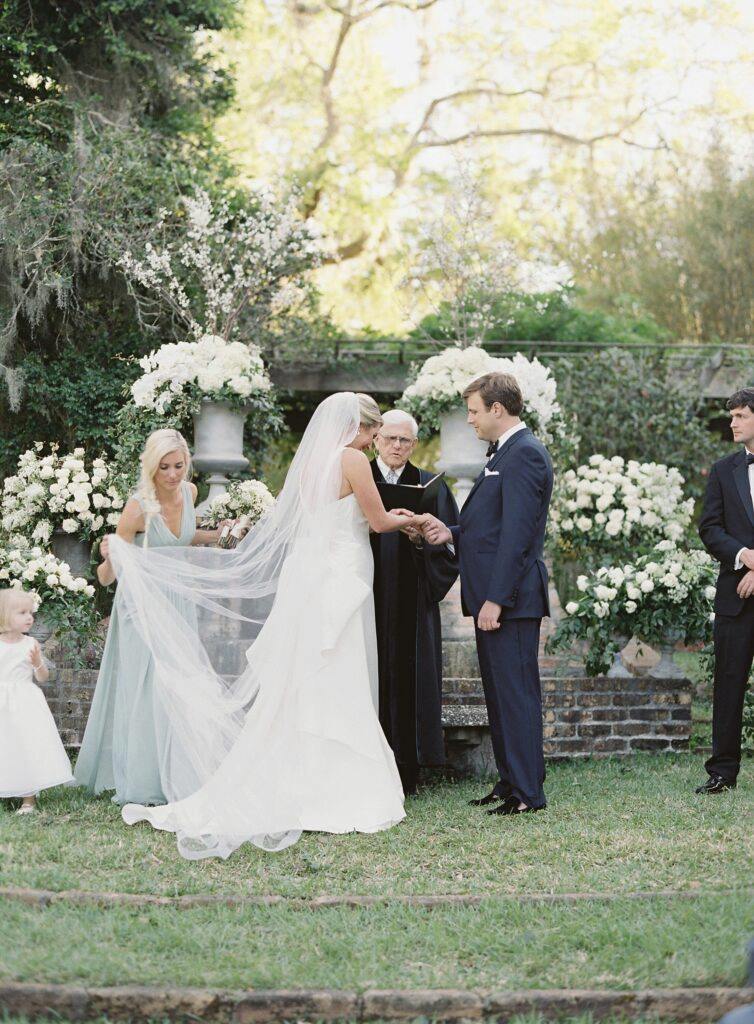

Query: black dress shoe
[[487, 795, 542, 816], [695, 774, 737, 795], [469, 786, 511, 807]]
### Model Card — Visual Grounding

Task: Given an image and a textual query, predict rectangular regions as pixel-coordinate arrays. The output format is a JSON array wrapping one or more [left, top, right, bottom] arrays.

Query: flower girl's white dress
[[0, 636, 74, 798]]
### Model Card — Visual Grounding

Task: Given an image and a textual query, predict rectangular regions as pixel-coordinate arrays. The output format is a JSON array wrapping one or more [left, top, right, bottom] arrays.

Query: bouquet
[[199, 479, 275, 530]]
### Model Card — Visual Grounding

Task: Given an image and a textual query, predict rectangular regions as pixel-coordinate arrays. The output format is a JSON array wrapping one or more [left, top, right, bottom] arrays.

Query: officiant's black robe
[[370, 459, 459, 787]]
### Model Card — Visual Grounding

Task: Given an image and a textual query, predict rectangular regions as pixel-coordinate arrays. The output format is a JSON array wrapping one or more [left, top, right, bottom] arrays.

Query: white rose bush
[[551, 541, 717, 676], [200, 478, 275, 529], [399, 345, 560, 437], [551, 455, 694, 568], [1, 444, 124, 545], [0, 535, 99, 649]]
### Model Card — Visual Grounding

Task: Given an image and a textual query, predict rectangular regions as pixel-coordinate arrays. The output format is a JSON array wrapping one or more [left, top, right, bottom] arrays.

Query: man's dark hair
[[726, 388, 754, 413], [462, 372, 524, 416]]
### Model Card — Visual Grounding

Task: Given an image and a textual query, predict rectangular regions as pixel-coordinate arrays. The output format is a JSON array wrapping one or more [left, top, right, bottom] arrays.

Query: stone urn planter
[[51, 531, 92, 579], [436, 407, 488, 506], [193, 400, 249, 516], [606, 634, 632, 678], [636, 630, 684, 678]]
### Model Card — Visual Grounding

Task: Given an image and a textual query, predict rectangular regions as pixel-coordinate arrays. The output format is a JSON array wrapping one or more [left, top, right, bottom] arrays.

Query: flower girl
[[0, 588, 73, 813]]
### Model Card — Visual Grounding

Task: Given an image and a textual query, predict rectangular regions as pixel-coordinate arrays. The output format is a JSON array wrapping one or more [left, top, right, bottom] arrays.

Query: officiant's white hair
[[382, 409, 419, 437]]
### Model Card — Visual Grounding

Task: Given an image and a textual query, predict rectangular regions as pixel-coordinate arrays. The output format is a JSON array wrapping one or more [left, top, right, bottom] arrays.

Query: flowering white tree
[[118, 188, 320, 344]]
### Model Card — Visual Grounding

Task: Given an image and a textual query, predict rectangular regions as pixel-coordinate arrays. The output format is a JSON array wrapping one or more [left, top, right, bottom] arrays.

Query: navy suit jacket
[[449, 427, 553, 620], [698, 448, 754, 616]]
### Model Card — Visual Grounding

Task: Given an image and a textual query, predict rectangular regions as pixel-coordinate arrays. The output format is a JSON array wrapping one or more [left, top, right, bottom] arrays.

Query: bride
[[110, 392, 413, 859]]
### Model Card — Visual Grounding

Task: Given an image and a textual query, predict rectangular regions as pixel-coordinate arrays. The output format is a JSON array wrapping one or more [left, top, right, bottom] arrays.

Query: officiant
[[370, 410, 459, 794]]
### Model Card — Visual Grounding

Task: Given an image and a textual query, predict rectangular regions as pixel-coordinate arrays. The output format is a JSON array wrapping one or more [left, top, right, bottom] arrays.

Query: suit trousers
[[707, 599, 754, 782], [475, 617, 546, 809]]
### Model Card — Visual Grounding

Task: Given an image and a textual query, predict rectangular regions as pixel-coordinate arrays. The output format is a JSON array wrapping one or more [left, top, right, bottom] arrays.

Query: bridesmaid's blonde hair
[[356, 393, 382, 428], [0, 588, 35, 632], [136, 429, 192, 539]]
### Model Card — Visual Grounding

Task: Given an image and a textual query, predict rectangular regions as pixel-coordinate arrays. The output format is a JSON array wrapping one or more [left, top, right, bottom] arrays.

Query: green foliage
[[574, 141, 754, 342], [414, 287, 669, 345], [552, 348, 724, 501]]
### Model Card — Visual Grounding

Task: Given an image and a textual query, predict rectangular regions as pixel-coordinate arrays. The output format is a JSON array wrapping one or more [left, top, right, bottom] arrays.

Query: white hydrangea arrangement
[[0, 535, 98, 646], [1, 444, 124, 545], [130, 335, 273, 416], [551, 541, 717, 675], [550, 455, 694, 566], [399, 346, 559, 435], [200, 479, 275, 529]]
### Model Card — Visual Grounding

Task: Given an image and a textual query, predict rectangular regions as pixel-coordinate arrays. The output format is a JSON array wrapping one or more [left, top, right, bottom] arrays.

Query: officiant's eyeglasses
[[379, 433, 415, 447]]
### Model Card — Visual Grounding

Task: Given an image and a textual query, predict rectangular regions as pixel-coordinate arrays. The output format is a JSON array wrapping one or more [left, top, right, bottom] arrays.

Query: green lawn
[[0, 754, 751, 993]]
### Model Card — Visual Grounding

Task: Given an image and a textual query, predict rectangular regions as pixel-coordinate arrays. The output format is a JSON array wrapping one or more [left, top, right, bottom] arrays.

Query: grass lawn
[[0, 754, 751, 993]]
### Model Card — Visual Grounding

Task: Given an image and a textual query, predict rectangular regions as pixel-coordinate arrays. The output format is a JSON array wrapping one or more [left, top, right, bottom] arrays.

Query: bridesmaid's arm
[[97, 499, 144, 586], [187, 482, 229, 546]]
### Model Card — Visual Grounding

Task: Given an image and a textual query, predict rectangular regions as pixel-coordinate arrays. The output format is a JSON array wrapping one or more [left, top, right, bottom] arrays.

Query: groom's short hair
[[726, 388, 754, 413], [463, 372, 524, 416]]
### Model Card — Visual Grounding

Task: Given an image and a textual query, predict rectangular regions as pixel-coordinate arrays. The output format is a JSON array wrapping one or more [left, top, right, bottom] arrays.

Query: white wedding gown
[[122, 492, 405, 859]]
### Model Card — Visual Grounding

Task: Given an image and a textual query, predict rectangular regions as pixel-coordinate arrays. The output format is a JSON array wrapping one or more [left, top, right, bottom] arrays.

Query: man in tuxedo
[[370, 410, 459, 794], [416, 372, 553, 815], [697, 387, 754, 795]]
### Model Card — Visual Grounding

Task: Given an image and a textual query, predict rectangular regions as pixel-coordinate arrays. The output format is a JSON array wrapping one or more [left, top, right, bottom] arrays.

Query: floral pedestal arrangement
[[552, 542, 717, 677], [399, 345, 560, 504]]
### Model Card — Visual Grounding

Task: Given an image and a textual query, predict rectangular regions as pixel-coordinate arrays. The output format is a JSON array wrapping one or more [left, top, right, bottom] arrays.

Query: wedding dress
[[112, 392, 405, 859]]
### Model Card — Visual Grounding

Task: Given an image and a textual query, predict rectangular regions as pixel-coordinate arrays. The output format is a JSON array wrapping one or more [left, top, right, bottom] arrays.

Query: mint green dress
[[75, 482, 197, 805]]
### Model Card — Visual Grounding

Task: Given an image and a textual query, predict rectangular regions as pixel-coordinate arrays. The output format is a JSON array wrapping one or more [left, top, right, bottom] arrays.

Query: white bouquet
[[131, 335, 273, 416], [200, 479, 275, 529], [399, 345, 559, 434], [1, 444, 124, 544], [550, 455, 694, 565]]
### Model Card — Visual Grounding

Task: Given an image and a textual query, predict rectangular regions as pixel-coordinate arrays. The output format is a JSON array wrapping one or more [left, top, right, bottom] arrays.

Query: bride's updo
[[356, 393, 382, 428], [136, 429, 192, 535]]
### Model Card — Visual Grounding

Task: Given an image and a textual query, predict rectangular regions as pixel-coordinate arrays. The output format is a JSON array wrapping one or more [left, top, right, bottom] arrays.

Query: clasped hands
[[395, 512, 502, 630]]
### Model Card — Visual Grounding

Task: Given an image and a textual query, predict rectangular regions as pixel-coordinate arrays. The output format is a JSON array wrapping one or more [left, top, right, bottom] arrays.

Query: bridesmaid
[[75, 428, 227, 805]]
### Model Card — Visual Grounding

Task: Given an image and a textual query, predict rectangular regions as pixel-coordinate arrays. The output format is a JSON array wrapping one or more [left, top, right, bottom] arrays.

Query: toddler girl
[[0, 588, 73, 813]]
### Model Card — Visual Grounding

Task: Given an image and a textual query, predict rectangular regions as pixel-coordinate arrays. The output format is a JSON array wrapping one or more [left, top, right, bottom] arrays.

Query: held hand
[[414, 513, 452, 546], [100, 535, 112, 559], [737, 569, 754, 598], [477, 600, 502, 631], [392, 507, 415, 518], [401, 525, 424, 547], [740, 549, 754, 572]]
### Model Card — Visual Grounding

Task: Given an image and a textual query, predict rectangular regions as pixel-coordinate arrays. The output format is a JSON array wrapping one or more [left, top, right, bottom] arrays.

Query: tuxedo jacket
[[698, 448, 754, 616], [449, 427, 553, 620]]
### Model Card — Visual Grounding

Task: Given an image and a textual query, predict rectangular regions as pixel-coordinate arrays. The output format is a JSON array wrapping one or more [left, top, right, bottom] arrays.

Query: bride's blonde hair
[[136, 429, 192, 539], [356, 393, 382, 428]]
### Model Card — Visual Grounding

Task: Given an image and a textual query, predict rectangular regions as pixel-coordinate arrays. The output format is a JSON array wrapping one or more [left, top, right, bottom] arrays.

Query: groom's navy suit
[[449, 426, 553, 809], [699, 447, 754, 783]]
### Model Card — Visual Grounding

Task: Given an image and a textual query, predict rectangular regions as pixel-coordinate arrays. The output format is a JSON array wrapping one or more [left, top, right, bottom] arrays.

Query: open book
[[375, 471, 446, 514]]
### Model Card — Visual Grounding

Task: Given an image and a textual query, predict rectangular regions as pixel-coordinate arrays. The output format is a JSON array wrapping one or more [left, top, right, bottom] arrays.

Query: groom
[[415, 372, 553, 814]]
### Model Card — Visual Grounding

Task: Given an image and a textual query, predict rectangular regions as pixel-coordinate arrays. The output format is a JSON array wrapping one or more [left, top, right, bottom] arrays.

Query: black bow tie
[[747, 453, 754, 466], [486, 440, 499, 458]]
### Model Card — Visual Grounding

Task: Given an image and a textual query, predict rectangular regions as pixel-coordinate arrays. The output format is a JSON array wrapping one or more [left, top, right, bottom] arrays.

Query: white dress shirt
[[734, 447, 754, 570], [376, 456, 406, 484]]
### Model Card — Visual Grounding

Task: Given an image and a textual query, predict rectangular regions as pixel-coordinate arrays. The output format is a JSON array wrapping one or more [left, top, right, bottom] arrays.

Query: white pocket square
[[484, 468, 499, 476]]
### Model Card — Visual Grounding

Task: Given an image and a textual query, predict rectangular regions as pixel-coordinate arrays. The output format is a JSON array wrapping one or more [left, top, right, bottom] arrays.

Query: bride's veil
[[108, 390, 361, 803]]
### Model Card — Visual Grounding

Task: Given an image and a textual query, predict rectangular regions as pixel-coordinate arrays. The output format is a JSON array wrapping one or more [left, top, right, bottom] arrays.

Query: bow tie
[[747, 453, 754, 466], [486, 440, 499, 458]]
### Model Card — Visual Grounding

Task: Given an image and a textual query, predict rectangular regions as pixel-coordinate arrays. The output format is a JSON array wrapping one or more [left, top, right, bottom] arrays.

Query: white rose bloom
[[576, 575, 589, 592], [704, 585, 717, 600], [84, 584, 96, 598], [61, 518, 78, 534], [565, 601, 579, 615], [594, 601, 610, 619], [625, 600, 637, 613], [626, 584, 641, 601], [45, 573, 58, 586], [640, 579, 655, 593], [576, 516, 591, 532], [709, 612, 715, 622], [107, 513, 120, 526], [594, 585, 612, 601]]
